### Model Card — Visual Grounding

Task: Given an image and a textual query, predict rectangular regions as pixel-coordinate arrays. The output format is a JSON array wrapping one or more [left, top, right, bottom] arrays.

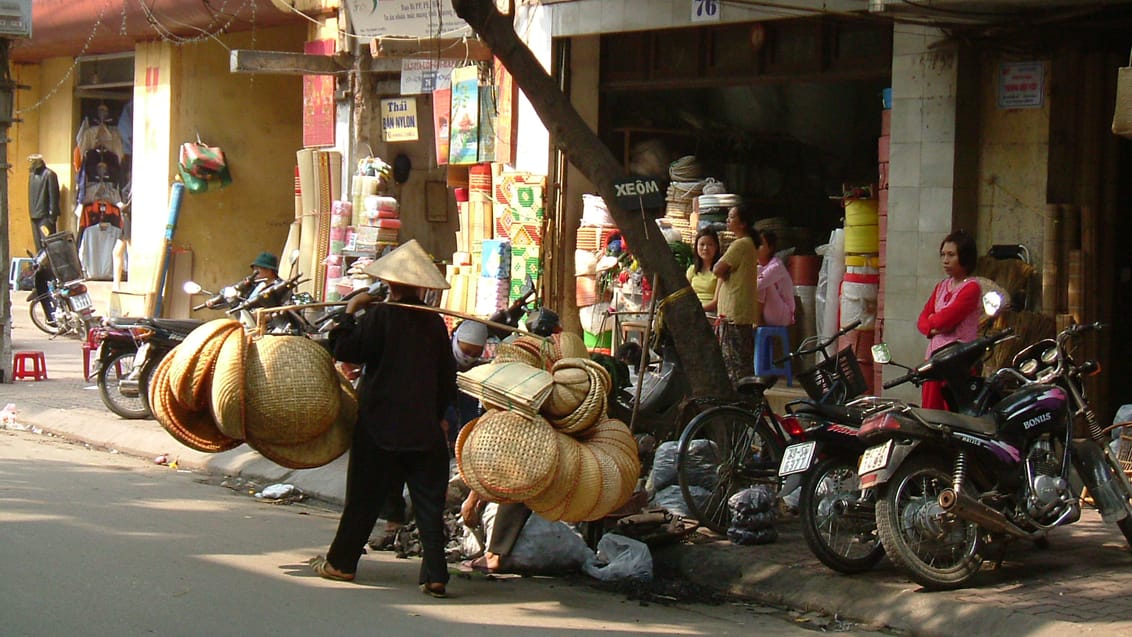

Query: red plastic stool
[[12, 351, 48, 381], [81, 330, 100, 381]]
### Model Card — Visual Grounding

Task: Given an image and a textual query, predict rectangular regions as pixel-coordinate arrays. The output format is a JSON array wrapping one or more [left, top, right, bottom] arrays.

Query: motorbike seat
[[790, 401, 864, 425], [909, 407, 997, 436], [106, 316, 145, 329], [736, 375, 779, 396], [142, 318, 206, 334]]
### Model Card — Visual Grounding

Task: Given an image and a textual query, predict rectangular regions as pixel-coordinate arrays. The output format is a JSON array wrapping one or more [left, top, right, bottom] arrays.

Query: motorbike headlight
[[1019, 359, 1039, 377], [1040, 347, 1058, 365]]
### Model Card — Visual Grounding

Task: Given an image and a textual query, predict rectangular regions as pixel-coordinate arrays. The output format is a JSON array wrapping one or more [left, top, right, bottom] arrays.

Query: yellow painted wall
[[129, 24, 306, 311], [975, 56, 1050, 266], [9, 58, 77, 257]]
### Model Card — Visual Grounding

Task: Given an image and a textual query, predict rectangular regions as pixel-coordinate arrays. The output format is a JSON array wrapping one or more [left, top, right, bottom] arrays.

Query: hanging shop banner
[[478, 81, 497, 163], [303, 39, 336, 148], [343, 0, 471, 38], [449, 66, 480, 165], [401, 58, 458, 95], [494, 57, 518, 166], [998, 61, 1045, 109], [433, 87, 451, 166], [381, 97, 419, 142]]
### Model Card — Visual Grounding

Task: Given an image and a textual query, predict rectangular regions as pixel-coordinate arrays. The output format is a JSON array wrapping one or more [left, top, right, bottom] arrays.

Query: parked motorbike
[[183, 251, 313, 336], [92, 316, 203, 419], [26, 247, 97, 339], [858, 294, 1132, 590]]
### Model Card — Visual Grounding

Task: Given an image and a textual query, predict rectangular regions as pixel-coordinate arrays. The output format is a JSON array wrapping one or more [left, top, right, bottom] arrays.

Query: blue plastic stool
[[754, 326, 793, 385]]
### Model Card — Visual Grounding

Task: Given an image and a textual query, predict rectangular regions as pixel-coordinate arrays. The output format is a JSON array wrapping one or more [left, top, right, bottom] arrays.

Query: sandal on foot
[[420, 583, 447, 598], [308, 555, 355, 582]]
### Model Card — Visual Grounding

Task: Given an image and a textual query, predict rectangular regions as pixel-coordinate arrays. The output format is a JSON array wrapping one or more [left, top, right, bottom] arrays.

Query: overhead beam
[[229, 50, 404, 76], [370, 37, 492, 61]]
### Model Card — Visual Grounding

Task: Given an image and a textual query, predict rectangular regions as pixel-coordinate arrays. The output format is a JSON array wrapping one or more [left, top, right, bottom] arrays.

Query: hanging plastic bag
[[582, 533, 653, 582]]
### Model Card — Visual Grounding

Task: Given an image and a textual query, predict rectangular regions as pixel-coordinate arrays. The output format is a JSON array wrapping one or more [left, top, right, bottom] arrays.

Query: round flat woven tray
[[526, 432, 583, 520], [584, 443, 627, 521], [243, 335, 340, 446], [558, 443, 603, 523], [465, 410, 560, 502], [150, 351, 242, 454], [209, 328, 248, 440], [456, 414, 517, 505], [167, 319, 241, 411]]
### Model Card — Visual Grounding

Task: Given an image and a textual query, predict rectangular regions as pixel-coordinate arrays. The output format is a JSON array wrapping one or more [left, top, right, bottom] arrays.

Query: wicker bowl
[[542, 364, 591, 419], [245, 373, 356, 469], [150, 351, 242, 454], [243, 335, 340, 445], [558, 444, 604, 523], [455, 414, 517, 504], [167, 319, 241, 411], [526, 432, 583, 520], [547, 359, 610, 435], [464, 409, 560, 502], [493, 342, 542, 368], [584, 442, 627, 521], [554, 332, 590, 360], [209, 328, 248, 440]]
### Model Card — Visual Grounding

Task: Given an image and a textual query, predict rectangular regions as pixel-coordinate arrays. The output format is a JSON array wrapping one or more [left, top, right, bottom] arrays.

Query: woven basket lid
[[209, 328, 248, 440], [455, 414, 517, 505], [554, 332, 589, 360], [558, 443, 604, 523], [243, 335, 340, 445], [167, 319, 241, 411], [542, 365, 591, 419], [465, 410, 559, 502], [245, 374, 356, 469], [526, 432, 583, 520], [492, 342, 542, 369], [150, 352, 242, 454]]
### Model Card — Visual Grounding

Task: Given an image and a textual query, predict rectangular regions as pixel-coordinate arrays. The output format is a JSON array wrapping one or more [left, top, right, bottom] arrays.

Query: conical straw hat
[[362, 239, 450, 290], [150, 351, 242, 454], [246, 373, 356, 469]]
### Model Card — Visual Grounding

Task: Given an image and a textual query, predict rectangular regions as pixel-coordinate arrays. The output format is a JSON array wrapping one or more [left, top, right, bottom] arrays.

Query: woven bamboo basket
[[584, 443, 627, 521], [150, 352, 242, 454], [167, 319, 241, 411], [456, 416, 517, 504], [209, 328, 248, 440], [246, 374, 356, 470], [242, 335, 340, 446], [526, 432, 584, 520], [547, 359, 610, 435], [558, 444, 604, 523]]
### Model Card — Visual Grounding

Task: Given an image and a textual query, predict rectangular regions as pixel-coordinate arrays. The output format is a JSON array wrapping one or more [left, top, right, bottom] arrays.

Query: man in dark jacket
[[309, 240, 456, 599]]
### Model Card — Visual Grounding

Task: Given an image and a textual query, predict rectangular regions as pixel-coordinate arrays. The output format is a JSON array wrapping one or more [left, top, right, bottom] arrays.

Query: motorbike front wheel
[[800, 455, 885, 574], [875, 454, 983, 590], [676, 405, 785, 534], [97, 351, 149, 419], [28, 297, 61, 335]]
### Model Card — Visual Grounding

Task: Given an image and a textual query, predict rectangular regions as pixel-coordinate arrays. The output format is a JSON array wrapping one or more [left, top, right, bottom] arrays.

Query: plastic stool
[[754, 326, 792, 385], [81, 331, 100, 381], [12, 351, 48, 381]]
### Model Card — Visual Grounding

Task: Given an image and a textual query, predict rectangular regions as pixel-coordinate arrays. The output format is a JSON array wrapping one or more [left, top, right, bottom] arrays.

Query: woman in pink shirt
[[756, 230, 795, 327], [916, 230, 981, 410]]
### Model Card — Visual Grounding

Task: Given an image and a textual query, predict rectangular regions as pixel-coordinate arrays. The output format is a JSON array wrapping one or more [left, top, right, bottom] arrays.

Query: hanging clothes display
[[74, 103, 128, 280]]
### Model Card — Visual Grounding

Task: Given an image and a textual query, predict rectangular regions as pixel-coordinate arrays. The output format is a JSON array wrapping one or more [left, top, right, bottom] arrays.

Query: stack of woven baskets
[[148, 318, 357, 469], [456, 331, 641, 523]]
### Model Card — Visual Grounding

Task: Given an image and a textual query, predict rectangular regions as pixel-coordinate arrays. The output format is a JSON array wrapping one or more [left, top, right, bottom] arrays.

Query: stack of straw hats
[[149, 319, 356, 469], [456, 330, 640, 522]]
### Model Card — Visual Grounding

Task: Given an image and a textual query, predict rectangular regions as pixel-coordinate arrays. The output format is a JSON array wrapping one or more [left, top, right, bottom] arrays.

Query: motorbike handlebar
[[883, 372, 915, 390], [776, 320, 862, 365]]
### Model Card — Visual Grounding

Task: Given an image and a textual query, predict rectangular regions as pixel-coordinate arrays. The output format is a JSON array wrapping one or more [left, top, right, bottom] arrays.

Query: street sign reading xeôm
[[612, 176, 665, 211]]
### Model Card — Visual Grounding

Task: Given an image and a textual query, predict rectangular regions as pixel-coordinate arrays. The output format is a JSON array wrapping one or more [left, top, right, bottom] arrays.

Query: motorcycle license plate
[[778, 441, 816, 476], [858, 440, 895, 475], [71, 293, 93, 311]]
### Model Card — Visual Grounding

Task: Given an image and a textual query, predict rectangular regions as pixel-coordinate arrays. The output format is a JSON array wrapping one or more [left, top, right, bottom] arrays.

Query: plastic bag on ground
[[582, 533, 654, 583], [646, 441, 679, 494], [650, 484, 705, 519]]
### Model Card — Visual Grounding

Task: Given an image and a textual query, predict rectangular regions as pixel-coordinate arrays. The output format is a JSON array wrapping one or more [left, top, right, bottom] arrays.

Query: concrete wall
[[881, 26, 961, 400]]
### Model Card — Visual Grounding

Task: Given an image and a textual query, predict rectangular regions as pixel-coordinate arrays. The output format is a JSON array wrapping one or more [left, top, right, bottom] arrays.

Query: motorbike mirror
[[289, 249, 301, 265], [982, 291, 1004, 317], [183, 281, 203, 295], [222, 286, 239, 301], [870, 343, 893, 365]]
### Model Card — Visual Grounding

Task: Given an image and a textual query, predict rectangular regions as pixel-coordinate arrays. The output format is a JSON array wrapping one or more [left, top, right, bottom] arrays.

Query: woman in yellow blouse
[[686, 227, 721, 313]]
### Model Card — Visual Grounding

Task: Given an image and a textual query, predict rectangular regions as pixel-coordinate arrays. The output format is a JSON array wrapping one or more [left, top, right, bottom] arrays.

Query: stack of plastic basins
[[840, 192, 880, 395]]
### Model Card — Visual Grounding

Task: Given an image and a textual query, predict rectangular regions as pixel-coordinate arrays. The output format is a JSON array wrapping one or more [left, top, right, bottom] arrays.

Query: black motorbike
[[26, 245, 97, 339], [858, 310, 1132, 589], [92, 316, 203, 419]]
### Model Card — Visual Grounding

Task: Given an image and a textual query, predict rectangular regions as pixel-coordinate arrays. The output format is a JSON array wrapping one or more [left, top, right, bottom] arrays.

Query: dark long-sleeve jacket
[[332, 297, 457, 452], [29, 165, 61, 221]]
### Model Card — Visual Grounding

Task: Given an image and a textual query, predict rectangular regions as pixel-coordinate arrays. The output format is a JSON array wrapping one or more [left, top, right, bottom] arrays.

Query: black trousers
[[489, 503, 532, 557], [327, 427, 450, 586]]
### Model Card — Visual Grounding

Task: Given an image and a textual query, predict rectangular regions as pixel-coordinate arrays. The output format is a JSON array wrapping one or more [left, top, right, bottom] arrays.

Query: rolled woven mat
[[558, 444, 604, 523], [209, 328, 249, 440], [526, 432, 583, 521], [243, 335, 341, 445], [464, 410, 560, 502], [246, 373, 356, 469], [150, 350, 242, 454], [167, 319, 241, 411]]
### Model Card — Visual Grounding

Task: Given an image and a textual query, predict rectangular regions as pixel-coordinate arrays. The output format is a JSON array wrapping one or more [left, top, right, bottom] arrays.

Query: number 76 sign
[[692, 0, 721, 22]]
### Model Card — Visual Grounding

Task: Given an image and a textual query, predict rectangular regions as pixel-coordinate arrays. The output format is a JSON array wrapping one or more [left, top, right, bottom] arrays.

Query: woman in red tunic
[[916, 230, 981, 410]]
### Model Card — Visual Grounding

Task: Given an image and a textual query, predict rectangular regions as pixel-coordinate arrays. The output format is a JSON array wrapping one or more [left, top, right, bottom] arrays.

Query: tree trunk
[[451, 0, 732, 399]]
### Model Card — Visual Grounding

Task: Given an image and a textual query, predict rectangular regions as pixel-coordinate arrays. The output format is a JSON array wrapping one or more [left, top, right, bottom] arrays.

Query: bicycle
[[674, 321, 868, 535]]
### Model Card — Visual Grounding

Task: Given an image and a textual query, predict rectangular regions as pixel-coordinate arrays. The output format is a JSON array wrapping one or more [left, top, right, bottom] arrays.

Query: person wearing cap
[[309, 240, 457, 599], [235, 252, 287, 308]]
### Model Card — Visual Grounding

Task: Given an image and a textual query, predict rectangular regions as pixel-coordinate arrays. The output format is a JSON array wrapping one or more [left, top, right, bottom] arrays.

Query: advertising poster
[[449, 65, 480, 165], [343, 0, 470, 38], [478, 82, 496, 163], [433, 87, 451, 166], [381, 97, 419, 142], [303, 39, 335, 147], [401, 58, 458, 95], [494, 58, 517, 166]]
